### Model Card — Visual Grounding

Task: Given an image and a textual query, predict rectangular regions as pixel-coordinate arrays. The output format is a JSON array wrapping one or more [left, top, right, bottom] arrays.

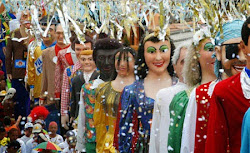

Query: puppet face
[[55, 24, 65, 45], [241, 35, 250, 65], [144, 40, 171, 76], [41, 25, 56, 42], [96, 49, 117, 81], [199, 38, 216, 76], [219, 37, 246, 77], [80, 54, 96, 73], [20, 10, 31, 29], [173, 47, 187, 82], [75, 43, 91, 58], [115, 52, 135, 77]]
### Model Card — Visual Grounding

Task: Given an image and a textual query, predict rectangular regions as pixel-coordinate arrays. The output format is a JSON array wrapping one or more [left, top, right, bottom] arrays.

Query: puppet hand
[[61, 115, 69, 130], [7, 74, 12, 82]]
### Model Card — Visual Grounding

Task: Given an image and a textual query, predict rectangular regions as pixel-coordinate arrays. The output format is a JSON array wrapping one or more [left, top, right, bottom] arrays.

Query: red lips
[[153, 61, 165, 67]]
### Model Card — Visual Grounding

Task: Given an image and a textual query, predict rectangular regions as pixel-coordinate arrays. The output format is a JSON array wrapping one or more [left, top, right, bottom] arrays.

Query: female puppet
[[117, 32, 177, 153], [178, 29, 217, 153], [167, 28, 216, 153], [94, 47, 136, 153]]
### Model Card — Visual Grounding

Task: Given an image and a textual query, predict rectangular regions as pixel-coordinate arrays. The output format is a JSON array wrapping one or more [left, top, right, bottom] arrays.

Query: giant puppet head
[[214, 20, 246, 79], [136, 31, 175, 80], [93, 38, 122, 81]]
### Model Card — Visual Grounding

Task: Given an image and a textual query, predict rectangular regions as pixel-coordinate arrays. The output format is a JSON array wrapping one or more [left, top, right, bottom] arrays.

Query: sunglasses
[[221, 43, 240, 60]]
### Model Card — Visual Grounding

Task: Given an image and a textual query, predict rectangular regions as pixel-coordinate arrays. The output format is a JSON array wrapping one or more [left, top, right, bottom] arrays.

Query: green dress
[[167, 88, 194, 153]]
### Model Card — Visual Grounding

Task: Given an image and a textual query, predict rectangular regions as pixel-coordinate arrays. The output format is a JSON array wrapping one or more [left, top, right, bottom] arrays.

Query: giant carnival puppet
[[76, 38, 122, 153], [116, 29, 177, 153], [60, 36, 97, 130], [166, 28, 216, 153], [149, 41, 190, 153], [205, 20, 249, 153], [5, 10, 31, 118], [94, 46, 136, 153]]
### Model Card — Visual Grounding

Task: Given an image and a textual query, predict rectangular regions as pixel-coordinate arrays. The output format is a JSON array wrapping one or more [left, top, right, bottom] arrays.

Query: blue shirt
[[245, 67, 250, 78], [41, 41, 57, 50]]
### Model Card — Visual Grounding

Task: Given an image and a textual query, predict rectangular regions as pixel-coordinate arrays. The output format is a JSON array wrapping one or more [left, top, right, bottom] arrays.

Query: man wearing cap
[[45, 121, 63, 145], [60, 37, 98, 130], [214, 20, 247, 79], [205, 19, 250, 153], [18, 122, 33, 144], [26, 15, 57, 105], [62, 135, 77, 153], [59, 130, 76, 150], [26, 123, 42, 153]]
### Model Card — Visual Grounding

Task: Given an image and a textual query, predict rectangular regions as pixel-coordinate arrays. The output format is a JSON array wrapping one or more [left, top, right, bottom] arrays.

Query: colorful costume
[[205, 68, 250, 153], [118, 80, 155, 153], [5, 29, 30, 118], [180, 81, 217, 153], [27, 41, 56, 100], [60, 61, 82, 116], [54, 46, 76, 99], [94, 82, 121, 153], [76, 78, 103, 153], [167, 87, 194, 153], [0, 12, 16, 79], [149, 81, 186, 153], [70, 70, 99, 118]]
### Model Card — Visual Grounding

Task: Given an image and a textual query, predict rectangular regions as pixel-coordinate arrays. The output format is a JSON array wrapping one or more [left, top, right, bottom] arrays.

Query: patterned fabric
[[60, 61, 82, 115], [94, 82, 121, 153], [54, 45, 71, 99], [194, 82, 212, 153], [118, 80, 155, 153], [82, 80, 97, 143]]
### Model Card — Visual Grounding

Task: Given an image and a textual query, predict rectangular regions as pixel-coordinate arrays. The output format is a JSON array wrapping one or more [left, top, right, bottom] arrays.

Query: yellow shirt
[[27, 45, 43, 98], [94, 82, 121, 153]]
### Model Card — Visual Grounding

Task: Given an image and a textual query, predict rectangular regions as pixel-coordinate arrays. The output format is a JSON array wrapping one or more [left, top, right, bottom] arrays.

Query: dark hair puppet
[[136, 34, 176, 79]]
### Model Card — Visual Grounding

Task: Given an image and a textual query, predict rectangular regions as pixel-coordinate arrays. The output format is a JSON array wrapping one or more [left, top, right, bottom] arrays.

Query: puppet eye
[[159, 45, 169, 53], [146, 46, 156, 53]]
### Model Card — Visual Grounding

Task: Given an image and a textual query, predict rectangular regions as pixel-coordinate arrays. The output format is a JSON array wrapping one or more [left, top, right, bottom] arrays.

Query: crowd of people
[[0, 2, 250, 153]]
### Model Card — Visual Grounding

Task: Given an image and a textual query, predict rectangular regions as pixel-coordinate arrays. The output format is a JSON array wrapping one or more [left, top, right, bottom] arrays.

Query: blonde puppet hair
[[183, 38, 210, 87]]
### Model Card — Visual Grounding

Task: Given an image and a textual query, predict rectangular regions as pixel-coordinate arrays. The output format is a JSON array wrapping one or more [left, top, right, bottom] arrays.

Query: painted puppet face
[[115, 52, 135, 77], [144, 40, 171, 75]]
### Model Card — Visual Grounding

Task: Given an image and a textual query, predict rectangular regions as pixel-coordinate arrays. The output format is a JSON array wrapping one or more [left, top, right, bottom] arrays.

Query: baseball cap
[[24, 122, 33, 129], [32, 124, 42, 133]]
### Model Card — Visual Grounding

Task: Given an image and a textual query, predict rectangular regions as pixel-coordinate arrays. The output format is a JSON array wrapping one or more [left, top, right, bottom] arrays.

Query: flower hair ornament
[[192, 27, 211, 46]]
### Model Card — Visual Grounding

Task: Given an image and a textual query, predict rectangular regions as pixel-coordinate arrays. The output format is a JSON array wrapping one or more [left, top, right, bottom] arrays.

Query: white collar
[[66, 46, 74, 53], [240, 68, 250, 99], [91, 75, 104, 89]]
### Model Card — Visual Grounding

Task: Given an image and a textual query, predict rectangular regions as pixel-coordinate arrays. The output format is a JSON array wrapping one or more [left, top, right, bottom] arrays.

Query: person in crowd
[[62, 135, 77, 153], [59, 130, 76, 150], [76, 38, 122, 153], [26, 123, 46, 153], [94, 46, 136, 153], [18, 122, 33, 144], [3, 140, 21, 153], [45, 121, 63, 145], [149, 41, 190, 153], [117, 30, 177, 152], [4, 115, 21, 133]]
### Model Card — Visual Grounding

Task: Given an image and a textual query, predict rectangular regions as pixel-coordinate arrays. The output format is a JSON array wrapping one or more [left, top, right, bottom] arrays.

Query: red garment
[[54, 47, 75, 99], [54, 44, 70, 56], [205, 73, 250, 153], [194, 82, 212, 153], [113, 99, 139, 153]]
